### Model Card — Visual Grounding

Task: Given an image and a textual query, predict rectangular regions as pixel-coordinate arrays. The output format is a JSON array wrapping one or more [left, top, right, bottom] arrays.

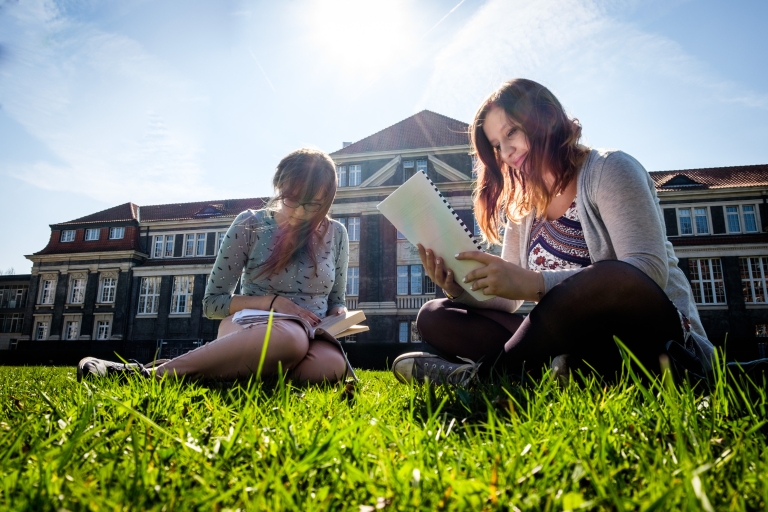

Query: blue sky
[[1, 0, 767, 273]]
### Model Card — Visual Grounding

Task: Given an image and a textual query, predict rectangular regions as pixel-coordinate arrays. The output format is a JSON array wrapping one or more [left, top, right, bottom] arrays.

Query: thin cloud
[[0, 0, 219, 204], [422, 0, 768, 119]]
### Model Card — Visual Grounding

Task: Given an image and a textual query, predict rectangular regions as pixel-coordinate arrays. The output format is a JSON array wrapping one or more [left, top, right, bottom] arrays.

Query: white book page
[[377, 171, 494, 301]]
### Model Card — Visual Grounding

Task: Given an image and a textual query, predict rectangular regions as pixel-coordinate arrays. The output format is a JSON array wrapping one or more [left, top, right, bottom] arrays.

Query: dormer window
[[109, 227, 125, 239], [60, 230, 75, 242], [85, 228, 100, 241], [661, 174, 704, 189]]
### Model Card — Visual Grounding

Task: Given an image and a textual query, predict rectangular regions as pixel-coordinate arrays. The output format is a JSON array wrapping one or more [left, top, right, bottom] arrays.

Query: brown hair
[[471, 79, 588, 244], [255, 148, 338, 279]]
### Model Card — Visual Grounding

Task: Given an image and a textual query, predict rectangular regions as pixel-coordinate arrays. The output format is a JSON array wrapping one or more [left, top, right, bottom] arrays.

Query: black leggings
[[416, 260, 685, 378]]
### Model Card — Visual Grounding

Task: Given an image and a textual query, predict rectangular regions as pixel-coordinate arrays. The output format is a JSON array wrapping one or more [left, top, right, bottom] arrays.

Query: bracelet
[[444, 288, 462, 300], [535, 272, 545, 302], [269, 295, 278, 311]]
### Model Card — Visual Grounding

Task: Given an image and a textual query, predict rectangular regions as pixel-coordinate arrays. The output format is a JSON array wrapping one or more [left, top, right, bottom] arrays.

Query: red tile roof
[[651, 165, 768, 191], [54, 203, 139, 226], [35, 226, 141, 255], [330, 110, 470, 156], [139, 198, 267, 222]]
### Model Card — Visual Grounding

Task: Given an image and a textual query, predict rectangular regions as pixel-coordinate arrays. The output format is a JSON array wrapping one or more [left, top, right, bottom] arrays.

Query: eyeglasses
[[281, 197, 323, 213]]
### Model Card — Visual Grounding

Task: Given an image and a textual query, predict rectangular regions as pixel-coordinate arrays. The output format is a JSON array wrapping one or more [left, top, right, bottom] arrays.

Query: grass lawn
[[0, 356, 766, 511]]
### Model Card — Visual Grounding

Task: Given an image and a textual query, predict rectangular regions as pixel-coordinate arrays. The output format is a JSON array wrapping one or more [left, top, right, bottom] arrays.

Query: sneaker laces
[[447, 356, 481, 386]]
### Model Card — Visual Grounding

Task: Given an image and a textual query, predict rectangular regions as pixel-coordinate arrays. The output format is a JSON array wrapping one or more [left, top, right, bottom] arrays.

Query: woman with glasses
[[79, 148, 351, 384]]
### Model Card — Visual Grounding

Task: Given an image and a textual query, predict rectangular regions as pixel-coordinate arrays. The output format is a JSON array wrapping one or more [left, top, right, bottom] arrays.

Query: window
[[99, 277, 117, 303], [694, 208, 709, 234], [138, 277, 161, 314], [35, 321, 48, 340], [398, 320, 420, 343], [165, 235, 174, 257], [416, 160, 427, 175], [349, 165, 361, 186], [60, 230, 75, 242], [740, 257, 767, 303], [171, 276, 194, 314], [403, 160, 415, 181], [96, 320, 110, 340], [726, 206, 741, 233], [39, 279, 56, 305], [185, 233, 208, 257], [337, 166, 347, 187], [217, 232, 225, 252], [185, 234, 195, 256], [346, 267, 359, 296], [0, 285, 28, 308], [689, 259, 726, 304], [64, 320, 79, 340], [743, 205, 758, 233], [411, 320, 421, 342], [347, 217, 360, 241], [0, 313, 23, 333], [678, 209, 693, 235], [69, 277, 85, 304], [85, 228, 100, 241], [398, 321, 408, 343], [397, 265, 434, 295], [109, 227, 125, 239], [757, 324, 768, 337], [153, 236, 164, 258], [397, 230, 406, 240]]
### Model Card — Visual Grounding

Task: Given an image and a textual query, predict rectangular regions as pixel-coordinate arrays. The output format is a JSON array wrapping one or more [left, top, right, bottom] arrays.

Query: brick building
[[8, 110, 768, 360]]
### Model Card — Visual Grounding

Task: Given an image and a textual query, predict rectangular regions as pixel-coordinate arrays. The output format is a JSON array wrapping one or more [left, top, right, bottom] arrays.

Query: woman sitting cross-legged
[[78, 148, 351, 384], [392, 79, 714, 386]]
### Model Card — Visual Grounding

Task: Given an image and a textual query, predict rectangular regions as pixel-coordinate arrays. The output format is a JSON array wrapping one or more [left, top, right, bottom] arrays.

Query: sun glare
[[307, 0, 416, 81]]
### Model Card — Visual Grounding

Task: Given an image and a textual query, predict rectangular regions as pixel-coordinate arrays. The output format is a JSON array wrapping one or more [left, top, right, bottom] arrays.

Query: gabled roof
[[140, 198, 267, 222], [54, 202, 139, 226], [331, 110, 470, 156], [650, 165, 768, 191]]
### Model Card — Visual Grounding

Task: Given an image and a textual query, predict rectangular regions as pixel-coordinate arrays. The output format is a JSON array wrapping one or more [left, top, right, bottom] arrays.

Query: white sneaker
[[392, 352, 480, 386]]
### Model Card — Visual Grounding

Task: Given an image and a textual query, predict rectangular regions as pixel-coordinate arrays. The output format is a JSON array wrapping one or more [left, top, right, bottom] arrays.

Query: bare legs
[[154, 316, 347, 384]]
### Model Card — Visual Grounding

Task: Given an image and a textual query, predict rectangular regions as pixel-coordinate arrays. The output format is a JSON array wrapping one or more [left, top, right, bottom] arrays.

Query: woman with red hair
[[79, 148, 350, 384], [393, 79, 713, 385]]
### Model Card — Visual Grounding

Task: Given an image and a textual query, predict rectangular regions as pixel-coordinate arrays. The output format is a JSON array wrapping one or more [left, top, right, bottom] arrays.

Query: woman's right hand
[[417, 244, 465, 299], [272, 296, 321, 326]]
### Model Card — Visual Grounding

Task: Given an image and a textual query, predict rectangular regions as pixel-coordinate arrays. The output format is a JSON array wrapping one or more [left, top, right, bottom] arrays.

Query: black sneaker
[[392, 352, 480, 386], [77, 357, 151, 382]]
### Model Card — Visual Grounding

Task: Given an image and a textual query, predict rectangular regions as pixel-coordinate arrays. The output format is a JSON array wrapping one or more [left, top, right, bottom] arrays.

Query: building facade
[[8, 110, 768, 359]]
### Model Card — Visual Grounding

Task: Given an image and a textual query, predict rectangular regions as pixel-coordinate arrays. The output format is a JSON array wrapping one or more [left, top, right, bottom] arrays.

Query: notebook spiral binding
[[420, 170, 484, 252]]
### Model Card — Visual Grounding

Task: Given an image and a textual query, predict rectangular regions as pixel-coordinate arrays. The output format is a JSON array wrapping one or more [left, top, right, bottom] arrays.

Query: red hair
[[471, 79, 588, 244], [254, 148, 337, 279]]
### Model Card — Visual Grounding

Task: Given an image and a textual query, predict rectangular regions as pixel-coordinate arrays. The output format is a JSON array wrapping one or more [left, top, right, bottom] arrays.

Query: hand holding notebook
[[377, 171, 495, 301]]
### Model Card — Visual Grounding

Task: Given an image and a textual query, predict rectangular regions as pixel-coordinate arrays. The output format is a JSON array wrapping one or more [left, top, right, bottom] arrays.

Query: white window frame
[[39, 279, 56, 305], [416, 160, 427, 175], [217, 232, 225, 252], [347, 217, 360, 242], [337, 166, 347, 187], [84, 228, 100, 241], [689, 258, 727, 305], [64, 321, 79, 340], [99, 276, 117, 304], [396, 265, 432, 295], [742, 205, 759, 233], [35, 321, 49, 340], [60, 230, 75, 242], [403, 160, 415, 181], [93, 313, 113, 340], [693, 207, 710, 235], [137, 277, 161, 315], [677, 208, 693, 236], [165, 235, 175, 258], [153, 235, 164, 258], [725, 206, 742, 234], [171, 275, 194, 314], [69, 276, 86, 304], [348, 164, 362, 186], [109, 227, 125, 239], [740, 256, 767, 304], [346, 267, 359, 296]]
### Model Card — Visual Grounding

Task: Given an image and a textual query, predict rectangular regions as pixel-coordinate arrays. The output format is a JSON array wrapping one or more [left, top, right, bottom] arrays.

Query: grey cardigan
[[457, 148, 714, 366]]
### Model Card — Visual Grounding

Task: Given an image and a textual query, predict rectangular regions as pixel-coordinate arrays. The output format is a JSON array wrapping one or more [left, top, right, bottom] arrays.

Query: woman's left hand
[[328, 305, 347, 316], [457, 251, 540, 301]]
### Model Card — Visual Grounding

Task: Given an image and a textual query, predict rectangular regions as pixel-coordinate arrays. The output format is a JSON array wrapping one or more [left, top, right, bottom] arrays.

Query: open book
[[232, 309, 368, 339], [377, 170, 495, 301]]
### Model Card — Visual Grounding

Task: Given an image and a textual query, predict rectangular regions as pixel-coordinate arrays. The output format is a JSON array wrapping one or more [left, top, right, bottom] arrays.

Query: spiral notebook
[[377, 170, 495, 301]]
